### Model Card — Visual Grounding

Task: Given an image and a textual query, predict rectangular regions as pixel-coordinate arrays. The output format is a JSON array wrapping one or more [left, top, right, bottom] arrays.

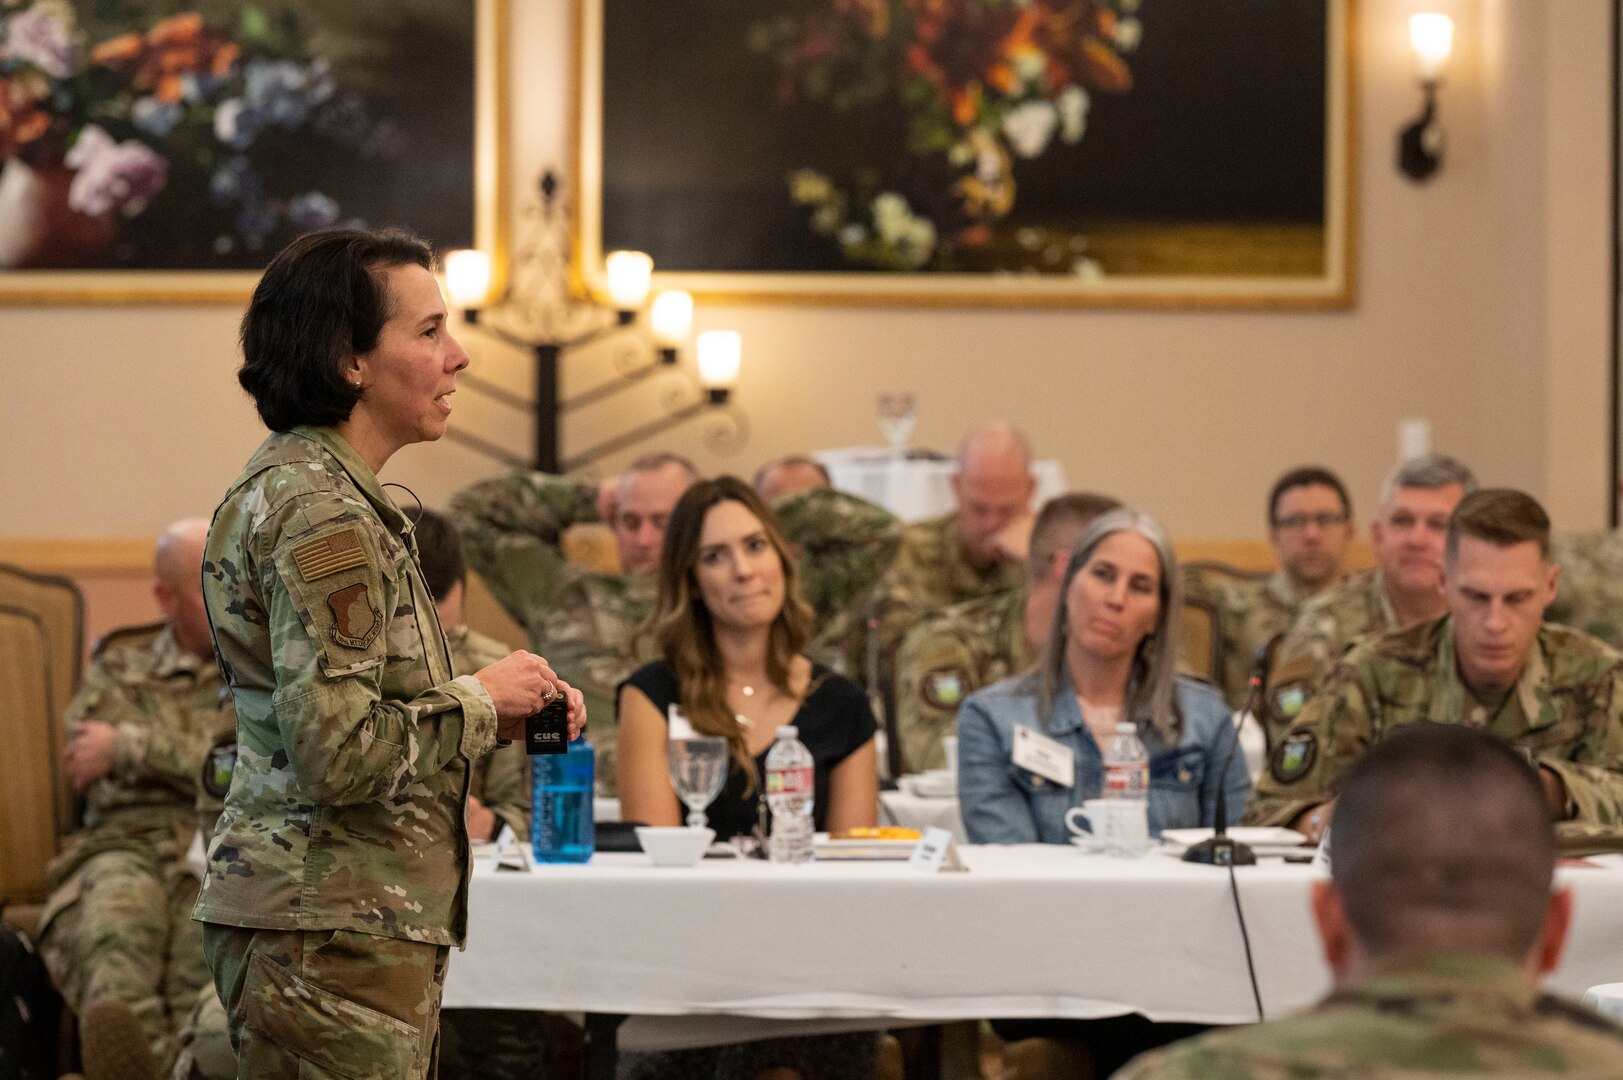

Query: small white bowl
[[635, 826, 715, 867]]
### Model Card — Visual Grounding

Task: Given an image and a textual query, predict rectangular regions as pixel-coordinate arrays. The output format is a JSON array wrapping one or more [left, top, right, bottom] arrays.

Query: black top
[[618, 660, 878, 840]]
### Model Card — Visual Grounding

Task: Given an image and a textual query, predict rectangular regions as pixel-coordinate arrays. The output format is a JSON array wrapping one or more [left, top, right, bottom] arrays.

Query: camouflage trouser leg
[[169, 985, 235, 1080], [38, 847, 177, 1069], [202, 923, 448, 1080]]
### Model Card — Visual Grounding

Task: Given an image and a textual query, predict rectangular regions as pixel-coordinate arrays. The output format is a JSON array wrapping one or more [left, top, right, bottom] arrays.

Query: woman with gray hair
[[957, 508, 1250, 845]]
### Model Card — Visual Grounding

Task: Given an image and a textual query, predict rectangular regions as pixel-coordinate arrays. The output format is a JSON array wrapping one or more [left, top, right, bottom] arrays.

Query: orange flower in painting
[[0, 73, 54, 158], [90, 12, 240, 104], [951, 85, 979, 127], [1078, 36, 1131, 93]]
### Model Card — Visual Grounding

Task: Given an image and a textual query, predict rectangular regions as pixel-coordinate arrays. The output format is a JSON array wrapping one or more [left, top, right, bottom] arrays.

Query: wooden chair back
[[0, 605, 61, 905], [0, 565, 82, 837]]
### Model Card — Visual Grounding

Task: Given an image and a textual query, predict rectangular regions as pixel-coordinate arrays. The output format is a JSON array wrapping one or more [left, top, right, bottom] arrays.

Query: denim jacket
[[957, 671, 1250, 845]]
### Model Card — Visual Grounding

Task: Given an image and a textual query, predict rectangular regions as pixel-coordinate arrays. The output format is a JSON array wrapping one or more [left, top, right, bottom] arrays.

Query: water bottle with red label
[[765, 725, 815, 863], [1103, 721, 1151, 857]]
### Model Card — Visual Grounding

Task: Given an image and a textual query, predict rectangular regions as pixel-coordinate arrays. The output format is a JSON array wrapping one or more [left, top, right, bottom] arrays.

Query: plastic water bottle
[[532, 736, 594, 864], [1102, 721, 1151, 857], [765, 726, 815, 863]]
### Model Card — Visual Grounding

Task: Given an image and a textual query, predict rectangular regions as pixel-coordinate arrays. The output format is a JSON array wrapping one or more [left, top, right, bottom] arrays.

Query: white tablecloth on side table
[[444, 846, 1623, 1029], [815, 448, 1067, 523]]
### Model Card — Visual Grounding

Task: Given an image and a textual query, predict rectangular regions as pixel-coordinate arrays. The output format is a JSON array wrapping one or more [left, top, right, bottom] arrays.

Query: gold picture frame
[[573, 0, 1355, 309], [0, 0, 508, 305]]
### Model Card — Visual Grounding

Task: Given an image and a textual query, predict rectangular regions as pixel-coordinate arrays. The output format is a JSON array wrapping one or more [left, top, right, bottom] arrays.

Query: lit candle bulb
[[696, 330, 741, 402], [604, 251, 653, 310], [1410, 13, 1453, 82], [444, 249, 492, 310]]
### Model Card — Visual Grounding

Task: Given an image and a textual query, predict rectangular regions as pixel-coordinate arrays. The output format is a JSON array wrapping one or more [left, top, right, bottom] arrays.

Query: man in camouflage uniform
[[36, 520, 229, 1080], [1249, 489, 1623, 838], [1261, 454, 1476, 751], [451, 454, 698, 793], [873, 423, 1037, 659], [1550, 530, 1623, 648], [453, 458, 899, 791], [894, 492, 1120, 773], [1121, 723, 1623, 1079], [1183, 467, 1355, 708]]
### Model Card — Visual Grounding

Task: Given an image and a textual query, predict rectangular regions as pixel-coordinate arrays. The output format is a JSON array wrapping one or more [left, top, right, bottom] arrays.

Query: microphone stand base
[[1182, 837, 1257, 866]]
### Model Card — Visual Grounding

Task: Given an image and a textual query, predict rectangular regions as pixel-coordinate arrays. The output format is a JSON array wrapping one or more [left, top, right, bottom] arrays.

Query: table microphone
[[1182, 642, 1270, 867]]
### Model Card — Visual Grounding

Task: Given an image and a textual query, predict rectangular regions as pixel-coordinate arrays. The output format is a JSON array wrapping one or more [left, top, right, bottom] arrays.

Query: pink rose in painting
[[3, 4, 81, 79], [64, 125, 168, 217]]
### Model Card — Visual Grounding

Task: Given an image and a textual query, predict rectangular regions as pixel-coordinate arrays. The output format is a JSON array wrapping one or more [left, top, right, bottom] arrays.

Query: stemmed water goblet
[[667, 736, 729, 829]]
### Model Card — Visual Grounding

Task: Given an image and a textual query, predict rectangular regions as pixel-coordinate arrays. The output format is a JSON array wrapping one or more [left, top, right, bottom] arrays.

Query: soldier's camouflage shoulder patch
[[327, 582, 381, 649], [1271, 731, 1318, 785]]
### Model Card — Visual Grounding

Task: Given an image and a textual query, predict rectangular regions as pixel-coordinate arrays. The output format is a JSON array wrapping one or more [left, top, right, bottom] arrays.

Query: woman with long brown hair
[[616, 476, 879, 1080], [618, 476, 877, 839]]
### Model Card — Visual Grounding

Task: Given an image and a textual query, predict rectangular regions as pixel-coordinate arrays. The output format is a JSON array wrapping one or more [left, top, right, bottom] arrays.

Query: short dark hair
[[1331, 724, 1554, 960], [1446, 488, 1551, 563], [412, 509, 465, 602], [1267, 466, 1351, 525], [238, 227, 435, 431], [1028, 492, 1122, 583]]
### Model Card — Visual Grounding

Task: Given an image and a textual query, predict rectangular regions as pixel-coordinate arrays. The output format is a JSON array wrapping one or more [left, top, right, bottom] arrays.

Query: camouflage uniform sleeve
[[775, 488, 901, 625], [68, 651, 208, 797], [263, 510, 498, 806], [448, 470, 599, 630], [473, 742, 531, 838], [1539, 668, 1623, 825], [1245, 657, 1379, 827], [110, 706, 215, 797], [894, 618, 975, 774]]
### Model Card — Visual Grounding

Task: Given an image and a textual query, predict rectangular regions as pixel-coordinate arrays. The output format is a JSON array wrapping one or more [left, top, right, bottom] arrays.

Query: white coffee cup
[[1064, 799, 1112, 849], [942, 735, 959, 776]]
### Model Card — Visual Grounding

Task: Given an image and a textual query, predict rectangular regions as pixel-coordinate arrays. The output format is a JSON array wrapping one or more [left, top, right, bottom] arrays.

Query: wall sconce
[[437, 172, 746, 475], [1398, 12, 1453, 182]]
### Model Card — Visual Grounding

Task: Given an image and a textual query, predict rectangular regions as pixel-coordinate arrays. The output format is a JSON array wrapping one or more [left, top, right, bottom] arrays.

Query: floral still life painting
[[0, 0, 482, 290], [579, 0, 1351, 307]]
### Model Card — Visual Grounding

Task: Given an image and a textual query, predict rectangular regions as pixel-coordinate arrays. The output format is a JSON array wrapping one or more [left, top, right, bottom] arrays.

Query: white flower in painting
[[1012, 47, 1046, 90], [1001, 100, 1058, 159], [872, 192, 913, 243], [1071, 256, 1105, 280], [810, 202, 843, 234], [1114, 16, 1143, 52], [838, 223, 868, 247], [899, 217, 937, 268], [1058, 85, 1090, 143], [64, 125, 168, 217]]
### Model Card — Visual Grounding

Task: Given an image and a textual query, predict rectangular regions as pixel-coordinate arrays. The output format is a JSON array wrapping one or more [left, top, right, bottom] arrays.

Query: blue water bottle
[[532, 736, 595, 863]]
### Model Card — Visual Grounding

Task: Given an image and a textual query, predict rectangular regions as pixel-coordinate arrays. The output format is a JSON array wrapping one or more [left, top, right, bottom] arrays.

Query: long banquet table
[[443, 845, 1623, 1076]]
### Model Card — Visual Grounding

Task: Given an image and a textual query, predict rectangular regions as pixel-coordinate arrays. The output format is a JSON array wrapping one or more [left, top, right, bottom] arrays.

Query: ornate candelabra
[[442, 171, 746, 474]]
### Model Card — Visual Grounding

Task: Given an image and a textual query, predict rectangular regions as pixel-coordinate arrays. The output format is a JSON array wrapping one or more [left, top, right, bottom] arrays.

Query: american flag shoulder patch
[[291, 528, 368, 581]]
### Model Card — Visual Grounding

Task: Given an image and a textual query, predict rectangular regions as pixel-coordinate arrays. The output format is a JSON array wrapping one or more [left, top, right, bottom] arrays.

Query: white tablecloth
[[443, 846, 1623, 1031], [815, 448, 1067, 523]]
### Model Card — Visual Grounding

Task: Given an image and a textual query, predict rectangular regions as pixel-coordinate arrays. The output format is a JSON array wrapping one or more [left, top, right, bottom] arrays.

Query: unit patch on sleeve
[[326, 583, 381, 650]]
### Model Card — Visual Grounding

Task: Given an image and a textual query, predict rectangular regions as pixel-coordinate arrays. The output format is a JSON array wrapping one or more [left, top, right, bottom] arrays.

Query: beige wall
[[1, 0, 1613, 566]]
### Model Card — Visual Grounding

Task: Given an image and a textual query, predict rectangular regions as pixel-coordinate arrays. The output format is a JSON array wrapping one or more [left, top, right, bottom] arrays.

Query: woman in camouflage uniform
[[196, 228, 582, 1080]]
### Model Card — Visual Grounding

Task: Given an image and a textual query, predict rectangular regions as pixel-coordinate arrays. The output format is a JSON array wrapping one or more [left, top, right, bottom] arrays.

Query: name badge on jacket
[[1012, 725, 1074, 788]]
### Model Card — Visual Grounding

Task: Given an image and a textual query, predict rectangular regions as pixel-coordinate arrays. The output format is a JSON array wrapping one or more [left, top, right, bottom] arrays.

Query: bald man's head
[[951, 422, 1037, 565], [155, 518, 213, 658], [1329, 724, 1556, 963]]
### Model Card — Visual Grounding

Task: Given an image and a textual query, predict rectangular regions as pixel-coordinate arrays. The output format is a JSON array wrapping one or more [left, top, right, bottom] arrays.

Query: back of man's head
[[957, 422, 1033, 478], [1028, 492, 1123, 582], [1446, 488, 1551, 564], [413, 509, 466, 603], [1331, 723, 1555, 961]]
